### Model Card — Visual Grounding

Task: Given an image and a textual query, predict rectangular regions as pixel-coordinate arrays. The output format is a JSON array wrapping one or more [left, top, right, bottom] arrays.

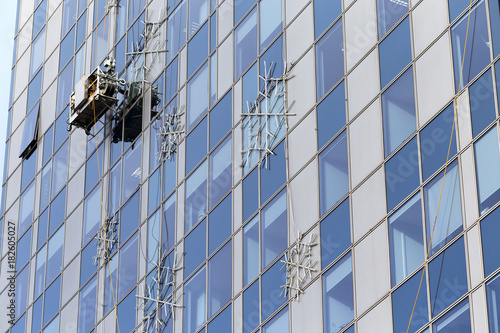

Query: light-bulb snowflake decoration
[[157, 106, 185, 161], [137, 247, 183, 333], [93, 213, 119, 266], [280, 232, 318, 301], [241, 61, 295, 169]]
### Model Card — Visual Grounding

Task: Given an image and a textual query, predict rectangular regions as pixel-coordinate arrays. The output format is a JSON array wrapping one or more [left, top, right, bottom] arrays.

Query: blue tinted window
[[209, 194, 231, 254], [260, 35, 283, 80], [242, 63, 258, 115], [243, 167, 258, 222], [377, 0, 408, 38], [184, 219, 206, 277], [481, 206, 500, 276], [420, 104, 457, 180], [78, 276, 97, 332], [52, 142, 68, 199], [60, 26, 75, 70], [317, 80, 346, 149], [103, 256, 117, 314], [392, 269, 428, 333], [424, 161, 462, 255], [188, 23, 209, 77], [109, 160, 121, 215], [85, 145, 104, 195], [167, 0, 187, 63], [122, 139, 142, 201], [186, 117, 208, 174], [27, 70, 43, 114], [487, 273, 500, 332], [382, 67, 415, 157], [21, 153, 36, 191], [321, 198, 350, 269], [262, 257, 286, 321], [260, 141, 286, 203], [80, 243, 97, 286], [163, 153, 176, 199], [19, 104, 39, 160], [433, 299, 470, 332], [76, 10, 86, 48], [37, 209, 48, 249], [188, 0, 208, 38], [451, 0, 490, 90], [235, 8, 257, 79], [57, 59, 74, 115], [187, 62, 209, 130], [210, 13, 217, 52], [235, 0, 255, 24], [209, 136, 232, 208], [262, 190, 287, 268], [40, 162, 52, 210], [319, 131, 348, 216], [185, 160, 207, 231], [166, 57, 179, 103], [379, 17, 411, 88], [19, 180, 35, 235], [243, 280, 260, 333], [117, 289, 136, 332], [208, 241, 232, 316], [49, 187, 65, 235], [46, 227, 64, 285], [210, 53, 217, 107], [31, 296, 43, 333], [42, 125, 53, 165], [118, 233, 138, 299], [385, 137, 419, 212], [10, 314, 25, 333], [243, 216, 259, 286], [33, 0, 47, 36], [474, 127, 500, 215], [30, 28, 45, 77], [259, 0, 282, 51], [121, 191, 139, 242], [83, 187, 101, 244], [429, 237, 467, 317], [183, 266, 207, 333], [323, 252, 353, 332], [43, 276, 61, 325], [209, 90, 232, 150], [35, 246, 47, 298], [263, 306, 289, 333], [163, 194, 176, 252], [490, 0, 500, 57], [314, 0, 341, 39], [16, 228, 31, 271], [389, 194, 424, 286], [208, 304, 231, 332], [448, 0, 472, 22], [316, 19, 343, 100], [54, 112, 69, 149]]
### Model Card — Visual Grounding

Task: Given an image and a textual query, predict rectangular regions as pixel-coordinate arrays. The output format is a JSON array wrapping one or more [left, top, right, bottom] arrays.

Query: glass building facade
[[1, 0, 500, 332]]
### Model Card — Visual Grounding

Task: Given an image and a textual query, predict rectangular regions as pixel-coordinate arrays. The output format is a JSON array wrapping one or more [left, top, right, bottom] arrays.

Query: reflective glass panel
[[188, 0, 209, 38], [474, 127, 500, 215], [487, 273, 500, 333], [208, 241, 232, 316], [314, 0, 341, 39], [377, 0, 408, 38], [469, 69, 496, 138], [259, 0, 282, 51], [187, 63, 209, 130], [78, 276, 97, 333], [321, 198, 350, 269], [317, 80, 346, 149], [261, 257, 286, 321], [186, 117, 208, 174], [118, 233, 138, 299], [183, 266, 207, 333], [433, 299, 470, 333], [260, 140, 286, 204], [316, 19, 343, 100], [209, 90, 232, 150], [243, 280, 260, 333], [188, 23, 209, 77], [122, 138, 142, 202], [235, 8, 257, 79], [184, 219, 206, 277], [43, 277, 61, 326], [167, 0, 187, 63], [185, 160, 208, 231], [209, 136, 232, 208], [120, 190, 138, 244], [207, 304, 231, 332], [379, 17, 411, 88], [262, 190, 287, 268], [208, 193, 231, 254], [263, 306, 289, 333], [243, 216, 259, 286]]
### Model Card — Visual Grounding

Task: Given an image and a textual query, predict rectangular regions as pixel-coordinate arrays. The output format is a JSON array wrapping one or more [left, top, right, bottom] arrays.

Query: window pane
[[188, 0, 208, 37], [78, 276, 97, 333], [19, 183, 35, 236], [209, 136, 232, 208], [314, 0, 341, 39], [57, 58, 74, 115], [117, 288, 136, 332], [85, 145, 104, 195], [482, 206, 500, 277], [243, 280, 259, 333], [235, 8, 257, 79], [260, 140, 286, 204], [188, 23, 209, 77], [122, 138, 142, 201], [166, 58, 179, 103], [317, 80, 346, 149], [321, 197, 350, 269], [243, 168, 258, 222], [167, 0, 187, 63], [118, 233, 138, 299], [80, 242, 97, 286], [163, 152, 176, 199], [49, 187, 65, 235], [382, 67, 415, 157], [261, 257, 286, 321], [185, 160, 208, 231], [187, 63, 209, 130], [163, 194, 176, 252], [424, 161, 462, 255], [15, 265, 29, 318], [209, 90, 232, 150], [207, 304, 231, 332], [433, 299, 470, 333], [448, 0, 472, 22], [420, 104, 456, 181], [109, 160, 121, 215], [263, 306, 289, 333], [487, 273, 500, 333], [183, 266, 207, 333], [379, 17, 411, 88], [46, 226, 64, 285], [235, 0, 255, 24], [259, 0, 282, 51], [35, 245, 47, 297], [490, 0, 500, 57], [184, 219, 206, 278], [208, 241, 232, 317], [377, 0, 408, 38], [262, 189, 287, 268], [60, 26, 75, 71], [243, 216, 259, 286], [319, 131, 348, 216], [209, 193, 231, 254], [31, 28, 45, 77], [148, 168, 161, 215], [385, 137, 419, 212], [392, 269, 428, 333], [316, 19, 343, 100], [451, 0, 490, 90], [469, 69, 496, 138], [429, 237, 467, 317], [43, 276, 61, 326], [186, 117, 208, 174], [389, 194, 424, 286], [19, 103, 39, 159], [474, 127, 500, 215], [323, 252, 353, 333], [83, 186, 101, 244], [52, 142, 68, 198]]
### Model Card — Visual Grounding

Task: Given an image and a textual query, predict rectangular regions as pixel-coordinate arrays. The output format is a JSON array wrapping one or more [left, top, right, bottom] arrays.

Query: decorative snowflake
[[281, 233, 318, 301], [93, 214, 119, 266], [157, 107, 185, 162], [137, 248, 183, 333], [241, 61, 295, 169]]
